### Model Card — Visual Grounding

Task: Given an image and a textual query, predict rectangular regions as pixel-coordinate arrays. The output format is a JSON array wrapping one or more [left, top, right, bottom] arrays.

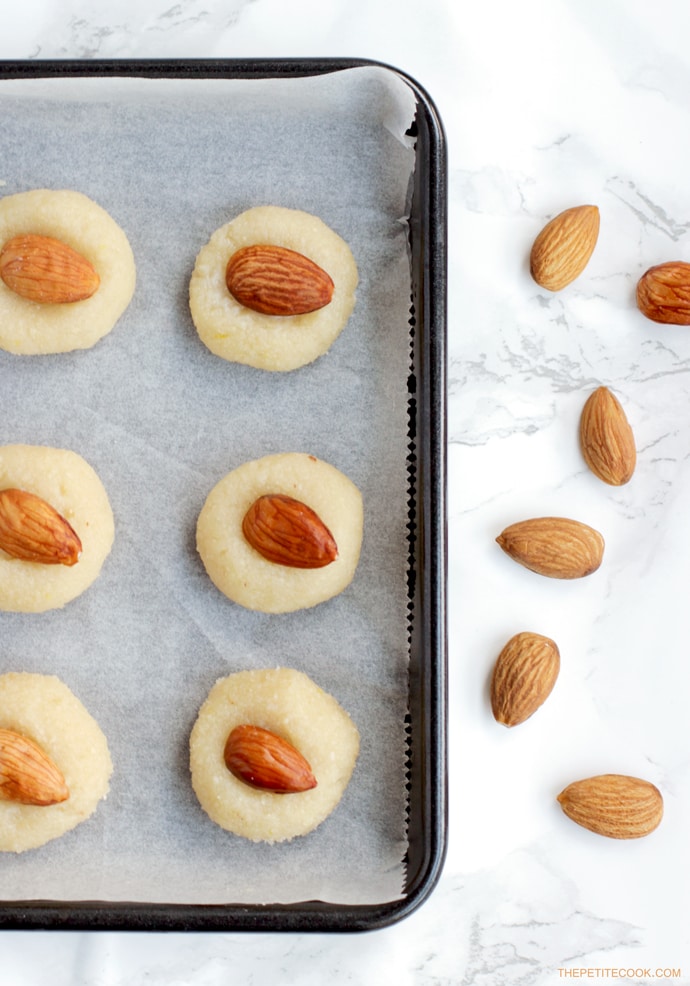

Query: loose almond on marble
[[242, 493, 338, 569], [580, 386, 636, 486], [224, 724, 317, 794], [557, 774, 663, 839], [636, 260, 690, 325], [0, 488, 82, 566], [0, 727, 69, 806], [496, 516, 604, 579], [490, 631, 560, 727], [226, 244, 334, 316], [0, 233, 100, 304], [529, 205, 600, 291]]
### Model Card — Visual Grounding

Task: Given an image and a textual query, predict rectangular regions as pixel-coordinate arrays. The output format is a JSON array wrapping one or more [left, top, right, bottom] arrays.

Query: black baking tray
[[0, 58, 447, 932]]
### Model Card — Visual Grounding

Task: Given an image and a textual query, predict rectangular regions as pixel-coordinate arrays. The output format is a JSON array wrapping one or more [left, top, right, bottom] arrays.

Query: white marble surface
[[2, 1, 690, 983]]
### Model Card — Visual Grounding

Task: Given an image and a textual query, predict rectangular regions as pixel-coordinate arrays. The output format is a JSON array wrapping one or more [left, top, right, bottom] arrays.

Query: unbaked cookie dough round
[[190, 668, 360, 843], [0, 445, 114, 612], [0, 672, 112, 853], [189, 206, 358, 371], [196, 452, 363, 613], [0, 189, 136, 354]]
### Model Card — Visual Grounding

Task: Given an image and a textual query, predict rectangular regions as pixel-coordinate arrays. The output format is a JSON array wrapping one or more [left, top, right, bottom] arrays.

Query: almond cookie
[[196, 452, 363, 613], [189, 206, 358, 371], [0, 444, 114, 612], [0, 189, 136, 354], [0, 672, 112, 853], [190, 668, 359, 843]]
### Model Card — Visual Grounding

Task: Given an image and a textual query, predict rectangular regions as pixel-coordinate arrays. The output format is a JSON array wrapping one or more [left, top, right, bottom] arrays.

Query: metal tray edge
[[0, 56, 448, 933]]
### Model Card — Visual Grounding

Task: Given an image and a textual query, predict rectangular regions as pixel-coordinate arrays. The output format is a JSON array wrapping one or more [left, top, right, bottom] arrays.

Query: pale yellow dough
[[0, 189, 136, 354], [0, 672, 112, 853], [0, 445, 114, 612], [190, 668, 360, 843], [189, 205, 358, 371], [196, 452, 363, 613]]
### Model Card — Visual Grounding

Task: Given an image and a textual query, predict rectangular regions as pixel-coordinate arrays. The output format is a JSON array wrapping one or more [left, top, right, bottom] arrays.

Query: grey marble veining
[[1, 0, 690, 983]]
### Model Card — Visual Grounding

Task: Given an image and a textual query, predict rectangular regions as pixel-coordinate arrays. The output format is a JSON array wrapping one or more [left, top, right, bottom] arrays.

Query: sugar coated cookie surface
[[196, 452, 363, 613], [0, 189, 136, 354], [189, 206, 358, 371], [0, 445, 114, 612], [190, 668, 360, 843], [0, 672, 112, 853]]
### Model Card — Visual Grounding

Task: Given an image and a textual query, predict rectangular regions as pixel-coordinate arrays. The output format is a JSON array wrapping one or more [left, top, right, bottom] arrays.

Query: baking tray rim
[[0, 56, 448, 933]]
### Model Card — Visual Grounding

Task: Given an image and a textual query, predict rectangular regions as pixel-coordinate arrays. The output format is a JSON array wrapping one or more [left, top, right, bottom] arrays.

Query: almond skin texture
[[491, 631, 560, 727], [530, 205, 600, 291], [496, 516, 604, 579], [0, 727, 69, 806], [242, 493, 338, 569], [580, 386, 636, 486], [224, 724, 317, 794], [0, 488, 82, 566], [557, 774, 663, 839], [0, 233, 100, 304], [636, 261, 690, 324], [225, 244, 334, 316]]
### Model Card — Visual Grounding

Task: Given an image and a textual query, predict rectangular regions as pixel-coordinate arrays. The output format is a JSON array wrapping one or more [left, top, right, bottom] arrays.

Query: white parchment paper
[[0, 66, 417, 906]]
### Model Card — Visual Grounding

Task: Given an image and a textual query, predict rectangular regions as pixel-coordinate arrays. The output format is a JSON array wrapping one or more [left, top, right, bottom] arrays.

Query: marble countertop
[[2, 1, 690, 983]]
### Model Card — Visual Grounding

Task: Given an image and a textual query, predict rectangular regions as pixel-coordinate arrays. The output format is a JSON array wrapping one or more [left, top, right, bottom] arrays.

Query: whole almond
[[0, 488, 82, 566], [0, 233, 100, 304], [491, 631, 560, 727], [557, 774, 663, 839], [496, 516, 604, 579], [224, 724, 317, 794], [0, 727, 69, 806], [242, 493, 337, 569], [226, 244, 334, 316], [636, 261, 690, 324], [580, 386, 636, 486], [530, 205, 600, 291]]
